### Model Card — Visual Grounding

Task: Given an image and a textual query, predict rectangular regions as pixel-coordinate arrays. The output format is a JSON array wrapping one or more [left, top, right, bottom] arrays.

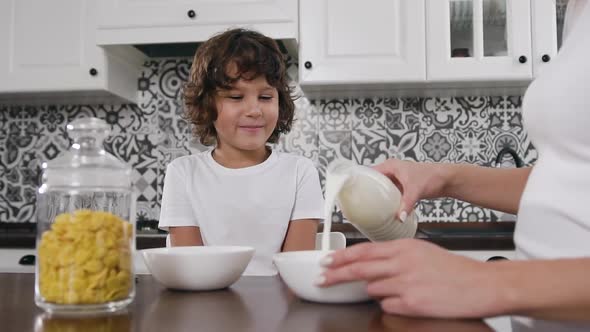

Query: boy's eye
[[228, 95, 243, 100]]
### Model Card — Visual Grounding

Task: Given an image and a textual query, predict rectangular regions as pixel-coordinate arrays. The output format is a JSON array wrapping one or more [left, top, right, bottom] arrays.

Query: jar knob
[[66, 117, 110, 149]]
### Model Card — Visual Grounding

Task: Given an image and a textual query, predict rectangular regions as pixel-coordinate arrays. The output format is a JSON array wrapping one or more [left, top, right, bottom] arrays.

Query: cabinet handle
[[486, 256, 508, 262], [304, 61, 312, 69], [518, 56, 527, 64], [89, 68, 98, 76], [542, 54, 551, 63], [187, 9, 196, 19]]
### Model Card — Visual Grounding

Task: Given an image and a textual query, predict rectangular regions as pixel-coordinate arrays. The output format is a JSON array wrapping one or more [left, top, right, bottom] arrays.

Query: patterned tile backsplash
[[0, 58, 537, 229]]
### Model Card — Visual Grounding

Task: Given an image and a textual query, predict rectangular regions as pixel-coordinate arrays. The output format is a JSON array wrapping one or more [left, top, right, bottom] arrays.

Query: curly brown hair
[[183, 28, 296, 146]]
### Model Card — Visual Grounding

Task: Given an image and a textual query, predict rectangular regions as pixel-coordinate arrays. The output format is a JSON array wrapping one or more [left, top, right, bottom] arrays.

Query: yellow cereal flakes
[[38, 210, 133, 305]]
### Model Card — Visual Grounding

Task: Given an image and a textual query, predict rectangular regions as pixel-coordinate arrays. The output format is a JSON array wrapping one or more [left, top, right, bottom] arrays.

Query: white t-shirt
[[513, 1, 590, 331], [158, 149, 324, 276]]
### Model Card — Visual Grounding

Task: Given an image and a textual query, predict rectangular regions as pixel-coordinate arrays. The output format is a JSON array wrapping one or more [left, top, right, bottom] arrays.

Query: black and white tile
[[0, 57, 536, 227]]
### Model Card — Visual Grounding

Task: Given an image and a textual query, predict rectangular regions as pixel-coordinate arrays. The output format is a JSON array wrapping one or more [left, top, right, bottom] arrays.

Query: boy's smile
[[239, 125, 265, 133]]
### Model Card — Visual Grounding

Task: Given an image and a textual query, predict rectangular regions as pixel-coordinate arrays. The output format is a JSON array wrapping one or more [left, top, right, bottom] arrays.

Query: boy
[[159, 29, 324, 276]]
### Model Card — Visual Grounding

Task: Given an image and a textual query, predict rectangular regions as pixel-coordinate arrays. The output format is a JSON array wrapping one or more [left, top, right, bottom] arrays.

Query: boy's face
[[213, 72, 279, 153]]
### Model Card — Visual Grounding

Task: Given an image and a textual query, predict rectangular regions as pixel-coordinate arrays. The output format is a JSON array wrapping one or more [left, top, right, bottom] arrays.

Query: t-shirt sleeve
[[158, 162, 199, 231], [290, 159, 325, 221]]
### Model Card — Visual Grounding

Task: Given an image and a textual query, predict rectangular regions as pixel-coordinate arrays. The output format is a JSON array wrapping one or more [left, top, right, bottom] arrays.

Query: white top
[[158, 149, 324, 276], [514, 1, 590, 331]]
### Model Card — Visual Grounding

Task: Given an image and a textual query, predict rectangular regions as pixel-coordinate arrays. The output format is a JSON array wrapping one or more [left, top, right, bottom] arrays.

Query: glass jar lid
[[40, 117, 131, 189]]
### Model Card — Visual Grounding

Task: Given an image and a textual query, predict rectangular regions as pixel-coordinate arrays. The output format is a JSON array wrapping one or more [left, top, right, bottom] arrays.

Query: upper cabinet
[[299, 0, 561, 97], [299, 0, 426, 91], [426, 0, 532, 82], [96, 0, 298, 45], [0, 0, 566, 102], [0, 0, 145, 105]]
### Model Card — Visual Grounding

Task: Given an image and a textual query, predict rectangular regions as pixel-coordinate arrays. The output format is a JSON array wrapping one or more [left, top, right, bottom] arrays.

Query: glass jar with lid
[[35, 117, 135, 315]]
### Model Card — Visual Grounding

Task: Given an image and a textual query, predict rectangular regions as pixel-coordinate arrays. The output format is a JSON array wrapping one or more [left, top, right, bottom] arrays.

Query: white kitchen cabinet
[[531, 0, 567, 78], [426, 0, 532, 82], [299, 0, 426, 96], [452, 250, 515, 262], [0, 249, 35, 274], [0, 0, 145, 105], [0, 249, 150, 275], [96, 0, 298, 45]]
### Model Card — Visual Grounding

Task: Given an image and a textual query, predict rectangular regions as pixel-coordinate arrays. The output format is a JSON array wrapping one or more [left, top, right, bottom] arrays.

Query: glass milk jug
[[35, 117, 135, 315], [326, 160, 417, 242]]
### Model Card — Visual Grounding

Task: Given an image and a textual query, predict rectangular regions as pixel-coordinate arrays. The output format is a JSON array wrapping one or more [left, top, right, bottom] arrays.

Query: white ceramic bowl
[[273, 251, 370, 303], [141, 246, 254, 291]]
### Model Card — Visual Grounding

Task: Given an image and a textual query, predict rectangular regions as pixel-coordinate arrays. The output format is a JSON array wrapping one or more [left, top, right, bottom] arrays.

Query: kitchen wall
[[0, 56, 536, 229]]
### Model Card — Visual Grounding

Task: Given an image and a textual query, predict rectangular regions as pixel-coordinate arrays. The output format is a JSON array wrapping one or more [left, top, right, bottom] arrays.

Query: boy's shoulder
[[167, 150, 211, 170], [273, 150, 316, 169]]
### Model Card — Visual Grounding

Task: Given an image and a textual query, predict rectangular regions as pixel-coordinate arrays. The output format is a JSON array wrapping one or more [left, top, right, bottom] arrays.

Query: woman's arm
[[374, 160, 532, 216], [442, 164, 532, 214], [169, 226, 204, 246], [320, 240, 590, 322], [495, 258, 590, 322], [281, 219, 319, 252]]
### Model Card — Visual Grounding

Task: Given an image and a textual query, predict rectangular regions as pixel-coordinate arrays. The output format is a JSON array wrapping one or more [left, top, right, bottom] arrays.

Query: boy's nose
[[246, 102, 263, 117]]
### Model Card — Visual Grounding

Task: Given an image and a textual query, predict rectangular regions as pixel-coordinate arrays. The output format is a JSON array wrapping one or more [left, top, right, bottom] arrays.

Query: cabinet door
[[426, 0, 532, 81], [97, 0, 297, 45], [531, 0, 558, 78], [0, 0, 104, 93], [299, 0, 426, 85]]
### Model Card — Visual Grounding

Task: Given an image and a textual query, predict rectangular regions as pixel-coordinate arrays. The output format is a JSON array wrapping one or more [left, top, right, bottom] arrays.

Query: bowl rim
[[141, 245, 255, 256], [273, 250, 333, 263]]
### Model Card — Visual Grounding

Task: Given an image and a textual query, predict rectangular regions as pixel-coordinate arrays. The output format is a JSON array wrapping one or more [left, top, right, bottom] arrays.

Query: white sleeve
[[290, 159, 325, 221], [158, 162, 199, 231]]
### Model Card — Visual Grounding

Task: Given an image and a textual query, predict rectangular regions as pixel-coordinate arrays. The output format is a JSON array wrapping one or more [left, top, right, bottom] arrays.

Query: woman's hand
[[372, 159, 449, 221], [318, 239, 504, 319]]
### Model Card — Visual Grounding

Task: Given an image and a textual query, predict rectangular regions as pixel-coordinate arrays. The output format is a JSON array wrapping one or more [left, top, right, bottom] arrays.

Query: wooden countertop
[[1, 273, 503, 332]]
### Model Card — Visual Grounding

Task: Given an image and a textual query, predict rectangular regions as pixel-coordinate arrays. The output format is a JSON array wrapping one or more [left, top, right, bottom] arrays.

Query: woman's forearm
[[441, 164, 532, 214], [493, 258, 590, 322]]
